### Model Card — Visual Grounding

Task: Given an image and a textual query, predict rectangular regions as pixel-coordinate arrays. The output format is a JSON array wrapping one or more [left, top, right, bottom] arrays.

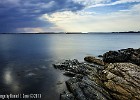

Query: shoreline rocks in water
[[103, 48, 140, 65], [54, 59, 111, 100], [53, 48, 140, 100]]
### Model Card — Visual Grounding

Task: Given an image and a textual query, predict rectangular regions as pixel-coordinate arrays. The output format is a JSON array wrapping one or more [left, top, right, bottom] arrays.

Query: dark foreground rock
[[103, 48, 140, 65], [54, 59, 112, 100], [53, 59, 104, 75], [66, 76, 112, 100]]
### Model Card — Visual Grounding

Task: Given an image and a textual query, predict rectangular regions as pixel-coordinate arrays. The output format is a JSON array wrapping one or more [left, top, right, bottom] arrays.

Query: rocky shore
[[53, 48, 140, 100]]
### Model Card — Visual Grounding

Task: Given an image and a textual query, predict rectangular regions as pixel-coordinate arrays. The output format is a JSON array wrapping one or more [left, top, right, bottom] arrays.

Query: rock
[[66, 78, 87, 100], [98, 55, 103, 57], [53, 59, 103, 76], [63, 71, 76, 77], [54, 48, 140, 100], [103, 48, 140, 65], [57, 81, 63, 85], [84, 56, 105, 66], [60, 91, 75, 100], [102, 63, 140, 100], [53, 59, 111, 100], [66, 76, 112, 100], [53, 59, 80, 71]]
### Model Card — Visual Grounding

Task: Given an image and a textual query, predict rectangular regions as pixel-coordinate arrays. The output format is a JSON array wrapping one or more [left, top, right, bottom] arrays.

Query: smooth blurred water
[[0, 33, 140, 100]]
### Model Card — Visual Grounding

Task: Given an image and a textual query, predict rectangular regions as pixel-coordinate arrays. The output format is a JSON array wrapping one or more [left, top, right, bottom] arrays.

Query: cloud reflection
[[4, 68, 13, 85], [3, 67, 20, 93]]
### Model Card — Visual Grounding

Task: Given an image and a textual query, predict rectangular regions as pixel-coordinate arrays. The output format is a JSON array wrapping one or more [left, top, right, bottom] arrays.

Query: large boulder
[[102, 63, 140, 100], [84, 56, 105, 66], [103, 48, 140, 65]]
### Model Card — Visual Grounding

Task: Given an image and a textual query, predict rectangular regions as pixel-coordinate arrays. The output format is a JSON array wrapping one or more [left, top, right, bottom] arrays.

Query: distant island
[[0, 31, 140, 34], [111, 31, 140, 33]]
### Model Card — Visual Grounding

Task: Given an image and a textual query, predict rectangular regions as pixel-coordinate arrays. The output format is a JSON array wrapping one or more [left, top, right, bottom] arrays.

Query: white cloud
[[17, 26, 63, 33], [109, 0, 140, 5], [87, 0, 140, 8], [17, 27, 44, 33], [72, 0, 111, 7], [41, 1, 56, 9], [41, 3, 140, 32]]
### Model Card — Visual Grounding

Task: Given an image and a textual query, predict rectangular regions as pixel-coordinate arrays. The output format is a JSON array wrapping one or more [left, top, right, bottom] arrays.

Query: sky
[[0, 0, 140, 33]]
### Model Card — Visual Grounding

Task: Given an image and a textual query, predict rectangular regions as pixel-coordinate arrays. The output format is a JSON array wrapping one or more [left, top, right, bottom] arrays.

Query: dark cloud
[[0, 0, 84, 32]]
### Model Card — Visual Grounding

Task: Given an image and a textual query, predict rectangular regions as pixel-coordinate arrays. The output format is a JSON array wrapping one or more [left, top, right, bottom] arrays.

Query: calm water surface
[[0, 33, 140, 100]]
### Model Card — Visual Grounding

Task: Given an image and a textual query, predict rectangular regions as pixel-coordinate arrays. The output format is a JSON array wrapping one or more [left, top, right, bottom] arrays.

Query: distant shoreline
[[0, 31, 140, 34]]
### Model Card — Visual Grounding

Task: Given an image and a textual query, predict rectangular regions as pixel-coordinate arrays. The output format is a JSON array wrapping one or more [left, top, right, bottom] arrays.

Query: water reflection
[[0, 34, 140, 100], [49, 34, 140, 60], [49, 34, 92, 61], [3, 67, 20, 93], [4, 68, 13, 85], [1, 60, 69, 100]]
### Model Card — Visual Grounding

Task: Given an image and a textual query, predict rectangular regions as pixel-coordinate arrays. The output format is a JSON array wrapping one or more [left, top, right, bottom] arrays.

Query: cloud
[[0, 0, 84, 32], [17, 26, 63, 33], [42, 3, 140, 32], [0, 0, 20, 6], [0, 0, 140, 32], [87, 0, 140, 8], [72, 0, 111, 6], [17, 27, 44, 33]]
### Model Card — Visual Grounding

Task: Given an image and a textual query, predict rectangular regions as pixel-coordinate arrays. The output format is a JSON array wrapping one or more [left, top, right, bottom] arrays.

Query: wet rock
[[102, 63, 140, 100], [53, 59, 111, 100], [57, 81, 63, 85], [103, 48, 140, 65], [98, 55, 103, 58], [53, 59, 102, 76], [66, 78, 87, 100], [53, 59, 80, 71], [60, 91, 75, 100], [63, 71, 76, 77], [66, 76, 112, 100], [84, 56, 105, 66]]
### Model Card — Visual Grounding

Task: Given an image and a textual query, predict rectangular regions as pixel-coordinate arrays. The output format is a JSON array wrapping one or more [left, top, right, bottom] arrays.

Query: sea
[[0, 33, 140, 100]]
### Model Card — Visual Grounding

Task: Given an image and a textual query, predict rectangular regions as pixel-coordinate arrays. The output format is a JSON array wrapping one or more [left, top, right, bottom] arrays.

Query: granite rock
[[102, 63, 140, 100]]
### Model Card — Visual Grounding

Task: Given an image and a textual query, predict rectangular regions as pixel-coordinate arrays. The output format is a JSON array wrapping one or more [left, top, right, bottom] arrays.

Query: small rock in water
[[98, 55, 103, 57], [63, 71, 76, 77], [57, 81, 63, 85], [60, 91, 75, 100]]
